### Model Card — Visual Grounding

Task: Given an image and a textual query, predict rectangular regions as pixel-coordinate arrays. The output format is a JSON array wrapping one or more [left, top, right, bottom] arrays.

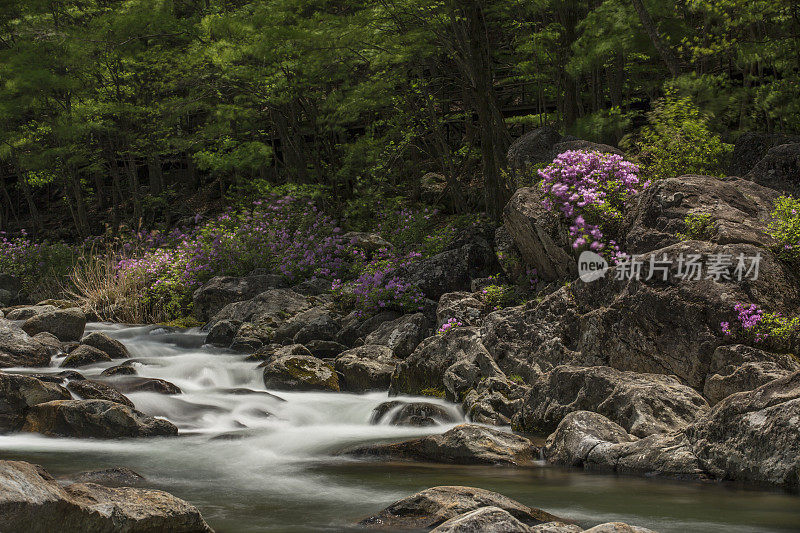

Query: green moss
[[677, 213, 715, 241], [420, 387, 446, 399], [159, 316, 204, 329], [508, 374, 525, 384]]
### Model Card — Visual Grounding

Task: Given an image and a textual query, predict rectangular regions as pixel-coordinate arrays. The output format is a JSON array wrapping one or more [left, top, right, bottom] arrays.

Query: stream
[[1, 323, 799, 532]]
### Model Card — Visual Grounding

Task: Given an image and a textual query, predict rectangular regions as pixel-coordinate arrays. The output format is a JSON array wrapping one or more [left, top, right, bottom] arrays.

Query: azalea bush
[[437, 318, 463, 335], [539, 150, 646, 260], [768, 195, 800, 268], [331, 250, 425, 318], [0, 231, 74, 297], [721, 303, 799, 351]]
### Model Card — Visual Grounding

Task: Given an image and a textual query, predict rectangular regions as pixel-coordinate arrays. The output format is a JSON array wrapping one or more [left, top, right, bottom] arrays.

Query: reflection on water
[[1, 323, 798, 532]]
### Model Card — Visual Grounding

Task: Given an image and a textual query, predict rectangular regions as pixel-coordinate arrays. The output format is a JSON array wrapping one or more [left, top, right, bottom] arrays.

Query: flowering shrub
[[332, 251, 424, 318], [376, 206, 439, 250], [0, 231, 73, 296], [437, 318, 463, 334], [768, 195, 800, 268], [539, 150, 646, 257], [480, 283, 522, 311], [721, 302, 799, 350]]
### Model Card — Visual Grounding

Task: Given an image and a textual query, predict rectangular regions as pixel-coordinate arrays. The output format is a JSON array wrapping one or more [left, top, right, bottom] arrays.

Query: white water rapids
[[1, 324, 799, 532]]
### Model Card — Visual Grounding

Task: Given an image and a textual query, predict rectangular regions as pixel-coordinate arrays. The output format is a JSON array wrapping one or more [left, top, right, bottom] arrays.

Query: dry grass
[[64, 253, 152, 324]]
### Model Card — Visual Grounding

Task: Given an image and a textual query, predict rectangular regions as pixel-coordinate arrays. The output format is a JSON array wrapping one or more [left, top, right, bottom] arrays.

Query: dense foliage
[[769, 196, 800, 268], [0, 0, 798, 237]]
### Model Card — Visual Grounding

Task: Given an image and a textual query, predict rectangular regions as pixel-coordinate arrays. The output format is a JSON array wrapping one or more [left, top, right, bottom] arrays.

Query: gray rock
[[390, 327, 503, 400], [462, 376, 528, 426], [729, 132, 800, 176], [550, 140, 623, 160], [516, 365, 709, 437], [192, 274, 288, 321], [262, 355, 339, 391], [335, 345, 397, 392], [305, 339, 347, 359], [80, 332, 129, 359], [370, 400, 457, 426], [32, 332, 62, 354], [5, 305, 57, 321], [0, 372, 71, 432], [21, 308, 86, 342], [437, 292, 484, 327], [106, 376, 182, 395], [624, 175, 778, 254], [358, 485, 563, 529], [60, 345, 111, 368], [686, 371, 800, 490], [61, 467, 145, 487], [494, 226, 527, 283], [21, 399, 178, 438], [365, 312, 431, 358], [66, 379, 134, 408], [544, 411, 637, 467], [101, 363, 137, 377], [703, 344, 800, 405], [430, 506, 537, 533], [584, 523, 657, 533], [336, 310, 402, 347], [291, 278, 332, 296], [0, 318, 51, 368], [343, 424, 536, 466], [0, 460, 213, 532], [273, 307, 340, 345], [746, 142, 800, 196], [507, 127, 562, 178], [502, 186, 576, 281], [205, 319, 241, 347], [342, 232, 392, 252]]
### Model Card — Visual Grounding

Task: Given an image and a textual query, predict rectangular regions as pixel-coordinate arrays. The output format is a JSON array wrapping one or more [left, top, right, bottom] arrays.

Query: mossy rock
[[262, 355, 339, 392]]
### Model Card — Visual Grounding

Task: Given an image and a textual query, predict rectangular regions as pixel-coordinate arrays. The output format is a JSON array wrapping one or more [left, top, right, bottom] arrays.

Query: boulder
[[390, 327, 503, 400], [0, 372, 71, 432], [437, 292, 484, 327], [291, 278, 332, 296], [336, 310, 402, 347], [252, 343, 311, 365], [79, 332, 129, 359], [624, 175, 779, 254], [192, 274, 288, 321], [515, 365, 709, 437], [585, 524, 656, 533], [507, 127, 562, 178], [0, 460, 212, 532], [728, 132, 800, 176], [746, 142, 800, 196], [107, 377, 182, 395], [205, 319, 241, 347], [28, 370, 85, 383], [358, 485, 563, 530], [550, 141, 623, 160], [369, 400, 458, 426], [399, 237, 499, 300], [273, 306, 340, 345], [21, 399, 178, 438], [483, 240, 800, 391], [32, 332, 62, 354], [305, 339, 347, 359], [262, 355, 339, 392], [60, 345, 112, 368], [205, 288, 310, 347], [364, 313, 431, 358], [686, 371, 800, 490], [5, 305, 57, 321], [66, 380, 135, 408], [21, 308, 86, 342], [335, 345, 398, 392], [544, 411, 708, 480], [430, 506, 540, 533], [502, 186, 576, 281], [342, 424, 536, 466], [703, 344, 800, 405], [0, 318, 51, 368], [462, 376, 529, 426], [101, 362, 137, 377], [494, 226, 527, 283]]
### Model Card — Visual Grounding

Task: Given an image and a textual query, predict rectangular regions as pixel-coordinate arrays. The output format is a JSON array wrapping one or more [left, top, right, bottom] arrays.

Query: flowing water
[[1, 324, 799, 532]]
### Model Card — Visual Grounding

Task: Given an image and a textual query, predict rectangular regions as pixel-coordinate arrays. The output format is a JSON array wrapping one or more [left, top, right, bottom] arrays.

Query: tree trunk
[[631, 0, 680, 77]]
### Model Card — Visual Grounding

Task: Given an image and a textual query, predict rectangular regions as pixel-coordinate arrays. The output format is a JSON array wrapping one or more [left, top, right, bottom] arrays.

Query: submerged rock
[[101, 362, 137, 377], [0, 460, 213, 532], [0, 372, 71, 432], [369, 400, 457, 426], [335, 345, 397, 392], [21, 308, 86, 342], [80, 332, 130, 359], [0, 319, 51, 368], [342, 424, 535, 466], [262, 355, 339, 392], [358, 485, 563, 530], [21, 399, 178, 438]]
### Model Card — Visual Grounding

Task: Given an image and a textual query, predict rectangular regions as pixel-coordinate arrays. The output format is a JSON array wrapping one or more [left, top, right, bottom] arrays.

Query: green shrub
[[677, 213, 715, 240], [631, 90, 732, 180], [480, 282, 523, 311], [768, 195, 800, 268]]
